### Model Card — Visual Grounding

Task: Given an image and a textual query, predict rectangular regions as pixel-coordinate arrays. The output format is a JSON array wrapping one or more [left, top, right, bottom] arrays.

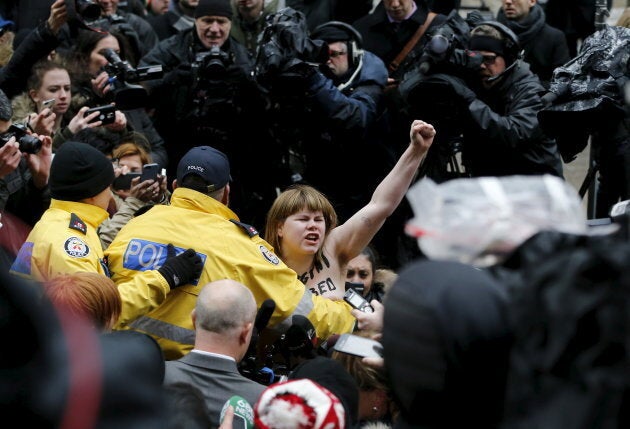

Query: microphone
[[485, 60, 519, 83], [485, 51, 523, 83], [220, 395, 254, 429], [255, 299, 276, 334]]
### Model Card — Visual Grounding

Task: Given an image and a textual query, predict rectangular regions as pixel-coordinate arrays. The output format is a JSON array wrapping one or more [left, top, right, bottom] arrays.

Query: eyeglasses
[[482, 54, 498, 65], [328, 49, 347, 58]]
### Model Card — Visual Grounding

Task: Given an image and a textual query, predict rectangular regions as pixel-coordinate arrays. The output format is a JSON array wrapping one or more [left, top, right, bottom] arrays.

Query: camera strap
[[389, 12, 437, 74]]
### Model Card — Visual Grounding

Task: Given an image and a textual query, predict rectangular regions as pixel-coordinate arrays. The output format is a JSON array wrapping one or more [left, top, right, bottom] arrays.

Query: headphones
[[311, 21, 364, 67], [473, 20, 522, 63]]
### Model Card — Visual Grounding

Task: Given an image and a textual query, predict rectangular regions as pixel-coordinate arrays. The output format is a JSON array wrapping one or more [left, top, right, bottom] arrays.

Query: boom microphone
[[220, 395, 254, 429]]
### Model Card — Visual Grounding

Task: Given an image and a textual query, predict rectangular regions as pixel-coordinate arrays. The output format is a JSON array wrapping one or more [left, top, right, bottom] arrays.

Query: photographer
[[60, 28, 168, 169], [425, 20, 563, 178], [139, 0, 274, 226], [0, 88, 52, 231], [261, 19, 392, 225], [57, 0, 159, 59]]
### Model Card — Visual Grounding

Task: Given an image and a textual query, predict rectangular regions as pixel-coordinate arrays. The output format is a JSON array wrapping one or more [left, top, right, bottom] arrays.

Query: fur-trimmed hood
[[10, 92, 36, 124]]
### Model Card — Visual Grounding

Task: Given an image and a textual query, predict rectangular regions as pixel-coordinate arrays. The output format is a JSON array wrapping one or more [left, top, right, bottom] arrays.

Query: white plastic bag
[[405, 175, 588, 266]]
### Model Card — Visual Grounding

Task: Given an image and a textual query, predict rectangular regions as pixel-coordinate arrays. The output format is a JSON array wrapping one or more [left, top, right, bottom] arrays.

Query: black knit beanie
[[194, 0, 233, 20], [50, 141, 115, 202]]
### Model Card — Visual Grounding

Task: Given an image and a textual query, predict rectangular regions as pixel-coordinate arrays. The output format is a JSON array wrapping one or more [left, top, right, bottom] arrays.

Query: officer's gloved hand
[[427, 73, 477, 104], [158, 244, 203, 289]]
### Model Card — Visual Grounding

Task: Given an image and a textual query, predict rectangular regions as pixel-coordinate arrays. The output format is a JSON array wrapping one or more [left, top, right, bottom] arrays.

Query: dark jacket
[[139, 29, 273, 226], [268, 51, 392, 221], [0, 158, 50, 227], [146, 6, 194, 41], [0, 21, 59, 98], [286, 0, 373, 31], [461, 61, 564, 177], [352, 0, 448, 80], [497, 4, 570, 87]]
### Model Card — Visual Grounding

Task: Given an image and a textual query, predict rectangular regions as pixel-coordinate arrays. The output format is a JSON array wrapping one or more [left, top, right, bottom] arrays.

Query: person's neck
[[194, 335, 242, 361]]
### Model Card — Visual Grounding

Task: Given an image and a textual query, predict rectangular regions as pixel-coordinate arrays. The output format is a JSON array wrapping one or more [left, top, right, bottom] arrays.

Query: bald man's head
[[194, 279, 257, 334]]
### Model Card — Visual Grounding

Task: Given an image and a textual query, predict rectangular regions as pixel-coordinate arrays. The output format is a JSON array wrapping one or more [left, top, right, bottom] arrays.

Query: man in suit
[[163, 279, 265, 426]]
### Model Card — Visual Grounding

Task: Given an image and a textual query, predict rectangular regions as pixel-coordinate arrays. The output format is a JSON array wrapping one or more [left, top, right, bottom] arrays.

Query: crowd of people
[[0, 0, 629, 428]]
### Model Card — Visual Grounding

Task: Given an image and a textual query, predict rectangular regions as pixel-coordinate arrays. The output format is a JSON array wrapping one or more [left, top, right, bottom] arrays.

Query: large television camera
[[398, 11, 484, 181], [254, 7, 329, 91], [99, 48, 163, 110]]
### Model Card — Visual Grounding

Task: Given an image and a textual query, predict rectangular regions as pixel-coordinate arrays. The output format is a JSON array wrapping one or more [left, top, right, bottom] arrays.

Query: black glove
[[428, 73, 477, 104], [277, 59, 319, 90], [158, 244, 203, 289]]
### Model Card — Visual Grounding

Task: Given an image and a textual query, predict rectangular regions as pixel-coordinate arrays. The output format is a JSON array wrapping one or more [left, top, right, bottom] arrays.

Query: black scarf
[[497, 3, 546, 46]]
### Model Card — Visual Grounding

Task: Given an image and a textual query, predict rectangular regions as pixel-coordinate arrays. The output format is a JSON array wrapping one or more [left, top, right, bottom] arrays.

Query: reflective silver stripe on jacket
[[274, 288, 315, 332], [129, 316, 195, 345]]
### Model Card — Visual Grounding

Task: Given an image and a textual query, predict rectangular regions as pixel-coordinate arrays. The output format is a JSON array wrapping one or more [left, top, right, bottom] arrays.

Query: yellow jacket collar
[[50, 199, 110, 226], [170, 187, 240, 221]]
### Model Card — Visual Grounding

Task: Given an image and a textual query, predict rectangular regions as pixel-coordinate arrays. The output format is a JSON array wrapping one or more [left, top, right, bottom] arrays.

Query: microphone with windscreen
[[220, 396, 254, 429]]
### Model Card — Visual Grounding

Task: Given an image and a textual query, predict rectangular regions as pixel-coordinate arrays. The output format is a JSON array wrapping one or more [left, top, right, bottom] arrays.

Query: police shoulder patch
[[69, 213, 87, 235], [259, 245, 280, 265], [230, 219, 259, 237], [64, 237, 90, 258]]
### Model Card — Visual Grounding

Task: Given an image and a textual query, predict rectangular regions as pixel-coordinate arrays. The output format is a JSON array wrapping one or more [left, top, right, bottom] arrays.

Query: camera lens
[[77, 0, 102, 21], [18, 135, 42, 154]]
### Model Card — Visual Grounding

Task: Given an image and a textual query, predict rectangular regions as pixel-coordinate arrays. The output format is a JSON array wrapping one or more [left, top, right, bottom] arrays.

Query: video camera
[[99, 48, 163, 110], [416, 18, 483, 77], [191, 46, 231, 81], [254, 7, 329, 90], [0, 124, 42, 155]]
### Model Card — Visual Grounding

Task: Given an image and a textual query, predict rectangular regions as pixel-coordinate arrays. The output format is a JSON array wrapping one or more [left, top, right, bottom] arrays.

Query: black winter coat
[[497, 4, 570, 88], [352, 0, 448, 80], [461, 62, 564, 178]]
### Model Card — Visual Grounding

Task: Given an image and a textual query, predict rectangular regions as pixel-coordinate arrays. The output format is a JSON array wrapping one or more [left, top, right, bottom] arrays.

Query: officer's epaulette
[[230, 219, 259, 237], [69, 213, 87, 235]]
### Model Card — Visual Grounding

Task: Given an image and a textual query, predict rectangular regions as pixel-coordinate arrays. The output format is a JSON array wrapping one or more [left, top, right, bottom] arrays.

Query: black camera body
[[416, 13, 483, 78], [0, 124, 42, 154], [100, 48, 163, 110], [254, 8, 329, 89], [65, 0, 101, 22], [191, 46, 231, 81], [77, 0, 101, 20]]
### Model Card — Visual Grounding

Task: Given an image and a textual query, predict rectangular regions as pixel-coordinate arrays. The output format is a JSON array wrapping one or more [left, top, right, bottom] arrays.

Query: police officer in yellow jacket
[[10, 141, 116, 280], [106, 146, 357, 360], [11, 141, 204, 294]]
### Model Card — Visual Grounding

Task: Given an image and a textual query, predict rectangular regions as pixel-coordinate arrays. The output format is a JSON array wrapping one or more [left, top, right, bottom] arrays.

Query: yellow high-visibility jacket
[[106, 188, 355, 360], [10, 199, 110, 281]]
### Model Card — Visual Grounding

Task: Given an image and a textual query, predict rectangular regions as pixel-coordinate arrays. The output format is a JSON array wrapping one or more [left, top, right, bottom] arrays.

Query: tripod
[[577, 141, 600, 220]]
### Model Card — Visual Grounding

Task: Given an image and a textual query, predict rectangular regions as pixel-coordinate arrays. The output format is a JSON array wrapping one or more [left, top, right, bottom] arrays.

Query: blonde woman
[[264, 120, 435, 300]]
